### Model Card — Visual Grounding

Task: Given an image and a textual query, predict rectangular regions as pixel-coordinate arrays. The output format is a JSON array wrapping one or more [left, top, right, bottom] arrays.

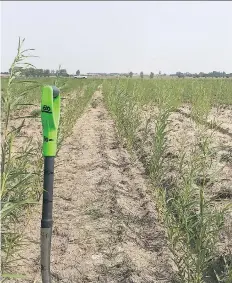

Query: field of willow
[[102, 78, 232, 283], [1, 39, 232, 283]]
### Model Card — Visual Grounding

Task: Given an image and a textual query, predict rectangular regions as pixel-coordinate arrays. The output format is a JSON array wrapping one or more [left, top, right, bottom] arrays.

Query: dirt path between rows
[[12, 89, 174, 283]]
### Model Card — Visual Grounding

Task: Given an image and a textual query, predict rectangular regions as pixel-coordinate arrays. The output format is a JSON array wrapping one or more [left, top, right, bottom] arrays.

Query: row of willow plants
[[102, 78, 232, 283], [1, 37, 99, 281]]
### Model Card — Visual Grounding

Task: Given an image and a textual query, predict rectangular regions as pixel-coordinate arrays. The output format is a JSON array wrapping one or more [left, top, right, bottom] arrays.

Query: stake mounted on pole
[[41, 85, 60, 283]]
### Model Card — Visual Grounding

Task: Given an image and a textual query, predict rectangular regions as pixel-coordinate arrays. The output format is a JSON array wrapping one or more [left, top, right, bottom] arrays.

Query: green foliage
[[7, 66, 69, 78], [1, 37, 100, 278], [163, 133, 229, 283], [1, 37, 43, 276], [104, 78, 232, 106], [102, 77, 232, 283], [103, 79, 140, 152]]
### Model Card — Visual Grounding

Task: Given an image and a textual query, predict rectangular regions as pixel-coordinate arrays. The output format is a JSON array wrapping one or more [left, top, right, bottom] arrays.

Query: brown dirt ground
[[168, 108, 232, 257], [137, 103, 232, 259], [178, 103, 232, 136], [9, 90, 175, 283]]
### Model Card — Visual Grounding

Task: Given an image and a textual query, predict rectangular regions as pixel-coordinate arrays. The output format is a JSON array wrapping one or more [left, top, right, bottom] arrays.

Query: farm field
[[1, 74, 232, 283], [103, 78, 232, 282]]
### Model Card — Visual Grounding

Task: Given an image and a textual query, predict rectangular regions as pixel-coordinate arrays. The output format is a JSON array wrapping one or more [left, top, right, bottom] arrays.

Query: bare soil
[[178, 103, 232, 136], [9, 90, 175, 282], [137, 103, 232, 258], [169, 108, 232, 256]]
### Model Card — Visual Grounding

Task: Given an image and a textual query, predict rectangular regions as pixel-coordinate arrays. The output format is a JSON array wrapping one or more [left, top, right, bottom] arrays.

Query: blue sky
[[1, 1, 232, 74]]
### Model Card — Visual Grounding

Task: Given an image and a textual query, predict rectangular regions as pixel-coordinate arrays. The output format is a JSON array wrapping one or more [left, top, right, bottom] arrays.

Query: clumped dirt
[[169, 107, 232, 256], [177, 103, 232, 136], [10, 90, 175, 282], [167, 106, 232, 202], [136, 103, 232, 258], [208, 105, 232, 135]]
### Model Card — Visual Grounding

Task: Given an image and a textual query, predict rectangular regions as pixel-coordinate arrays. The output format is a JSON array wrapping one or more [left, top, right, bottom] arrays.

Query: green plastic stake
[[41, 85, 60, 157], [40, 85, 60, 283]]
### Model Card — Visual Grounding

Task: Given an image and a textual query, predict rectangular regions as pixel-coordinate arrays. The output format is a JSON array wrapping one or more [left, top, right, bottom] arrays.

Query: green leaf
[[1, 200, 38, 220]]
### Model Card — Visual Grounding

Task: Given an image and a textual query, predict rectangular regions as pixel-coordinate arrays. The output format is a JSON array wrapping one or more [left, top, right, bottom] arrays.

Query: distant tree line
[[126, 70, 232, 79], [6, 67, 69, 77], [172, 71, 232, 79], [1, 69, 232, 79]]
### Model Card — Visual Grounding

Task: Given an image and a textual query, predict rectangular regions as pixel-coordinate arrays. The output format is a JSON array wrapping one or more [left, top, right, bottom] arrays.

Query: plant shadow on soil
[[203, 254, 232, 283]]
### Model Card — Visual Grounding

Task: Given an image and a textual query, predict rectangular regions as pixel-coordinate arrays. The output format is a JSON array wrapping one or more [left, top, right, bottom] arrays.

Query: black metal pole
[[41, 157, 54, 283]]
